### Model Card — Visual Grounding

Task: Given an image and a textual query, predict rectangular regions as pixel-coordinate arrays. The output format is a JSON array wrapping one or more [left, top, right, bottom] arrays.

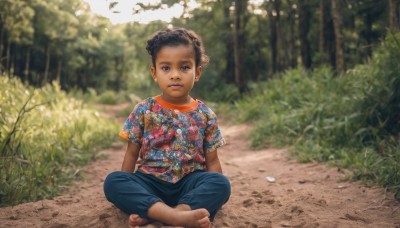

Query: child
[[103, 28, 231, 228]]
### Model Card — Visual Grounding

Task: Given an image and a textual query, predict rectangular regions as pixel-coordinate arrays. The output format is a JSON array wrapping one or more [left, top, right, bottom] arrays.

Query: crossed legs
[[128, 203, 210, 228], [104, 171, 230, 228]]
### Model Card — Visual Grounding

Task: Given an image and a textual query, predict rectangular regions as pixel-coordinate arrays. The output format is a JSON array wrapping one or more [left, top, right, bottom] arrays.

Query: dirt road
[[1, 104, 399, 228]]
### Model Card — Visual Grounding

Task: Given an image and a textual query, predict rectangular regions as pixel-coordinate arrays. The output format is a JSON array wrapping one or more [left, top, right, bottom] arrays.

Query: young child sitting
[[103, 27, 231, 228]]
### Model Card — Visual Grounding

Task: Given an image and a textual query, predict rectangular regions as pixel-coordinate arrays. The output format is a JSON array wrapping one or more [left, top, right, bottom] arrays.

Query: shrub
[[235, 33, 400, 189], [95, 90, 128, 104], [0, 77, 120, 206]]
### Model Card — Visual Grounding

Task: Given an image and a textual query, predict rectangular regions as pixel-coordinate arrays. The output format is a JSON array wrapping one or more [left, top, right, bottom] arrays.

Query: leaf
[[109, 1, 118, 10]]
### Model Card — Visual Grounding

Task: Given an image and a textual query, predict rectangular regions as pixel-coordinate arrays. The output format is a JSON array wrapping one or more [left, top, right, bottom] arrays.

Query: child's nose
[[170, 70, 181, 80]]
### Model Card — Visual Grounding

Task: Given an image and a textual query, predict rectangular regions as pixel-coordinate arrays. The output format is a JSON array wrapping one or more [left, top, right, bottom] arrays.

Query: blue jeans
[[103, 170, 231, 221]]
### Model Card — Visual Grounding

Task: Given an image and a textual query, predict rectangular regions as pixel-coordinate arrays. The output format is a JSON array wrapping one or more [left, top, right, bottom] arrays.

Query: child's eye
[[180, 66, 190, 71], [161, 66, 170, 71]]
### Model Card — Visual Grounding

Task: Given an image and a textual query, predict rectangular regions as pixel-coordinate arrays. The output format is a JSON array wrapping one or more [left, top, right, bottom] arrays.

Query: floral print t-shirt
[[119, 95, 225, 183]]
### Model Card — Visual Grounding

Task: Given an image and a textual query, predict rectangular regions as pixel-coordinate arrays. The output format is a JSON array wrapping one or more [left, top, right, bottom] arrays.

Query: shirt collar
[[155, 95, 199, 112]]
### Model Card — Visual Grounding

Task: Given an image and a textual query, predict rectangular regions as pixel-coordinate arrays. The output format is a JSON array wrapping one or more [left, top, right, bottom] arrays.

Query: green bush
[[69, 88, 130, 105], [236, 66, 364, 149], [360, 33, 400, 139], [236, 34, 400, 189], [95, 90, 128, 104], [0, 77, 120, 206]]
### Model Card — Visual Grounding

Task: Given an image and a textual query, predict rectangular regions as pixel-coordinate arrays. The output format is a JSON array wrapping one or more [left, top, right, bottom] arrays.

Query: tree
[[389, 0, 399, 32], [1, 0, 398, 100], [265, 0, 280, 74], [287, 0, 297, 68], [319, 0, 328, 63], [319, 0, 336, 68], [331, 0, 345, 74], [298, 0, 312, 69], [52, 0, 80, 84], [233, 0, 248, 93], [0, 1, 34, 76], [222, 0, 235, 84]]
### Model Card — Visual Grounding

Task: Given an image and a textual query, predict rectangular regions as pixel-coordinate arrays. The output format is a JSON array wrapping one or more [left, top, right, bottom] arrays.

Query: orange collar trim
[[155, 95, 198, 112]]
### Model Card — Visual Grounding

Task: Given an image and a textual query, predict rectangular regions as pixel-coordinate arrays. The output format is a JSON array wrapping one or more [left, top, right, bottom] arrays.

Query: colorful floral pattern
[[120, 96, 225, 183]]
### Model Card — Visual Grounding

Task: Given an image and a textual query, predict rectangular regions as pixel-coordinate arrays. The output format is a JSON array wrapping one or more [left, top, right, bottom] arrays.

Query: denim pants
[[103, 170, 231, 221]]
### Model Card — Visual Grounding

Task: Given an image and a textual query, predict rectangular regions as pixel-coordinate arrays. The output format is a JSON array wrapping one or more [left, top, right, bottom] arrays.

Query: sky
[[82, 0, 199, 24]]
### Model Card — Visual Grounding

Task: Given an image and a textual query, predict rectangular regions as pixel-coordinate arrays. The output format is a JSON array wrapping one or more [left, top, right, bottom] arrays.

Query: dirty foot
[[173, 208, 211, 228], [128, 214, 148, 228]]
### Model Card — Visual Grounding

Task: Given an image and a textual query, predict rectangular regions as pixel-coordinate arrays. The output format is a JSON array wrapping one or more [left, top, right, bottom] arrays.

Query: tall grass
[[236, 33, 400, 189], [0, 77, 120, 206]]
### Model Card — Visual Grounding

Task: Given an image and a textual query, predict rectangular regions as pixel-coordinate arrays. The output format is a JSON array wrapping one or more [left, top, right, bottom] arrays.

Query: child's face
[[151, 44, 202, 105]]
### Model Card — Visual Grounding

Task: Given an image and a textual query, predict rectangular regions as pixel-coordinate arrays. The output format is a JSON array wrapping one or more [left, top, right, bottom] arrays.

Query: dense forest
[[0, 0, 399, 100], [1, 0, 400, 206]]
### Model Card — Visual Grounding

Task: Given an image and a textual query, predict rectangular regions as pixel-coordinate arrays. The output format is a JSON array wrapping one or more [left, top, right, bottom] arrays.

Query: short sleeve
[[119, 102, 145, 144], [203, 112, 225, 153]]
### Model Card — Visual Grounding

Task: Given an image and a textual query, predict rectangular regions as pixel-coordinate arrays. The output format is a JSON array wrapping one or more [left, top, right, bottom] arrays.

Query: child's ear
[[195, 66, 202, 82], [150, 66, 157, 82]]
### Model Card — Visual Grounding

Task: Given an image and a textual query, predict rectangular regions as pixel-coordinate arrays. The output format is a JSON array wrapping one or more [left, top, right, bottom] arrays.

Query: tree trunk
[[267, 1, 278, 74], [287, 0, 297, 68], [321, 1, 336, 70], [255, 15, 263, 82], [114, 56, 124, 92], [362, 13, 373, 58], [223, 0, 235, 84], [11, 45, 16, 76], [24, 47, 30, 83], [0, 25, 4, 74], [319, 0, 327, 63], [43, 43, 50, 85], [332, 0, 345, 74], [56, 59, 62, 84], [233, 0, 247, 93], [6, 39, 11, 76], [274, 0, 282, 71], [298, 0, 312, 69], [389, 0, 399, 32]]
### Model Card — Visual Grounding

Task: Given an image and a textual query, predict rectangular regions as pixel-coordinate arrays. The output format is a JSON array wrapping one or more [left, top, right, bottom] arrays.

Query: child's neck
[[159, 94, 193, 106]]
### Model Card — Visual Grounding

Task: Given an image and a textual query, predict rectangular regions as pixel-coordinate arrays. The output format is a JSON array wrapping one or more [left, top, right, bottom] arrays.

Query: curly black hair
[[146, 28, 209, 68]]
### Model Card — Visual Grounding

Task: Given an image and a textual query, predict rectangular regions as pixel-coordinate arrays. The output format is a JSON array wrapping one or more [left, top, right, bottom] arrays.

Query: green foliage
[[360, 33, 400, 138], [94, 90, 128, 105], [68, 88, 131, 105], [193, 78, 241, 103], [0, 76, 120, 206], [1, 0, 399, 102], [117, 106, 134, 119], [236, 35, 400, 189], [236, 66, 363, 150]]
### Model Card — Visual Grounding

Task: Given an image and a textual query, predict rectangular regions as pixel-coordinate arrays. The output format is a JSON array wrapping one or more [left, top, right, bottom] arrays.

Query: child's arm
[[121, 141, 140, 173], [205, 149, 223, 173]]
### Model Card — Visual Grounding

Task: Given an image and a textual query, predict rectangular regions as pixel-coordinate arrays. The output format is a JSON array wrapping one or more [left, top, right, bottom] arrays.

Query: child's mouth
[[168, 84, 183, 88]]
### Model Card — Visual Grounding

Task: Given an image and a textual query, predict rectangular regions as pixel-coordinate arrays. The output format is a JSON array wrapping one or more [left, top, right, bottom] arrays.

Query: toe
[[197, 208, 210, 218], [128, 214, 140, 227], [199, 217, 211, 228]]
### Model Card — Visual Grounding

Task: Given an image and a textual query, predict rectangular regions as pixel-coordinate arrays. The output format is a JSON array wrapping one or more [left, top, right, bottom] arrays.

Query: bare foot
[[173, 208, 211, 228], [128, 214, 148, 228]]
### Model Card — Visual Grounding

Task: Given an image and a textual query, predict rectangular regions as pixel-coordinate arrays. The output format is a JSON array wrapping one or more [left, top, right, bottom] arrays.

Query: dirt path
[[1, 104, 400, 228]]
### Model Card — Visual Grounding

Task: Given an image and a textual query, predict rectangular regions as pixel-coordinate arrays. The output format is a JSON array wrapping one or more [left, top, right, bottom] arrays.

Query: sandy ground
[[1, 103, 400, 228]]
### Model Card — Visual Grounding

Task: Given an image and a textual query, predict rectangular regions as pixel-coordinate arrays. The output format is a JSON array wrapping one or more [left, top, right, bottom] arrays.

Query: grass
[[235, 33, 400, 189], [0, 77, 120, 206]]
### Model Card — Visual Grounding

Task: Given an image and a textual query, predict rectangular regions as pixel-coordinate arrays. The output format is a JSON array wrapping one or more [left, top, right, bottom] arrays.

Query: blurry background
[[1, 0, 398, 101], [1, 0, 400, 206]]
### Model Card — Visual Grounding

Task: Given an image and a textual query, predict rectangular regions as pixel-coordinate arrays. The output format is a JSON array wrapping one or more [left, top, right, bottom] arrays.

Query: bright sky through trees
[[82, 0, 199, 24], [82, 0, 264, 24]]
